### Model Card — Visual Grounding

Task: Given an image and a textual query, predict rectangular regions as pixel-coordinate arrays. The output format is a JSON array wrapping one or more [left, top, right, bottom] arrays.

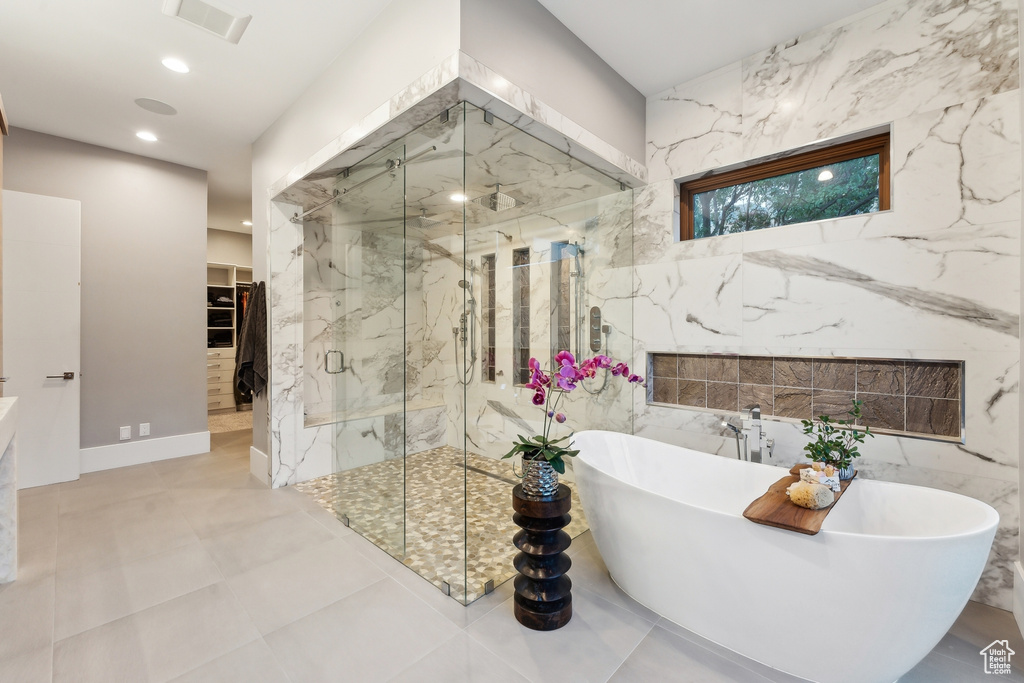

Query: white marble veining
[[646, 65, 743, 185], [638, 0, 1020, 608], [0, 397, 18, 583], [742, 0, 1018, 159]]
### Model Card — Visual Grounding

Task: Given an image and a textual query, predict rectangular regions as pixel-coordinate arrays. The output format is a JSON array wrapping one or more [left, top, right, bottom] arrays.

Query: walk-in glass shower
[[295, 102, 634, 603]]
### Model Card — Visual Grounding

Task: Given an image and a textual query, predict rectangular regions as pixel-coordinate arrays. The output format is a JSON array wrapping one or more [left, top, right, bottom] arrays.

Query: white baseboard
[[80, 431, 211, 473], [250, 446, 270, 487], [1013, 561, 1024, 639]]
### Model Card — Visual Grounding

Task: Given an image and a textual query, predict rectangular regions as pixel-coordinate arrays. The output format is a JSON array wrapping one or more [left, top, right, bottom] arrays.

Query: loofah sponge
[[786, 481, 835, 510]]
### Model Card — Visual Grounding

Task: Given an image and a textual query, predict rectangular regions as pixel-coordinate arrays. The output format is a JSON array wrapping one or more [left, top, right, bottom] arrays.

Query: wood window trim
[[679, 133, 890, 241]]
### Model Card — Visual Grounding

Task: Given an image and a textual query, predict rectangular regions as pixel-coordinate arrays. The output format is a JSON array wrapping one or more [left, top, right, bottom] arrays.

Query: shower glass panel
[[313, 141, 409, 557], [298, 101, 633, 605], [461, 105, 634, 599]]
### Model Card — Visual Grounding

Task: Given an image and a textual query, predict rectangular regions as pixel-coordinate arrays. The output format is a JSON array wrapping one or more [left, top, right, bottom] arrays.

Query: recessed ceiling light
[[241, 220, 252, 226], [136, 131, 158, 142], [161, 57, 190, 74], [450, 193, 468, 202], [135, 98, 178, 116], [817, 170, 834, 182]]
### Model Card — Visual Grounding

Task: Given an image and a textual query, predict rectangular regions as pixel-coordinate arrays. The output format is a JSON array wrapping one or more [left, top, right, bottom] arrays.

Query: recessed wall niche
[[648, 353, 963, 441]]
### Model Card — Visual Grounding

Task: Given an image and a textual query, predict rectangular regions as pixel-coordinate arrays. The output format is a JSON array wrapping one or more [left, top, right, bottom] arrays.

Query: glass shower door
[[327, 142, 407, 559]]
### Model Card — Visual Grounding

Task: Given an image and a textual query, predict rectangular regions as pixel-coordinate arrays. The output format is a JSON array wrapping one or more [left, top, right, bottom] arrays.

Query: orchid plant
[[501, 351, 644, 474]]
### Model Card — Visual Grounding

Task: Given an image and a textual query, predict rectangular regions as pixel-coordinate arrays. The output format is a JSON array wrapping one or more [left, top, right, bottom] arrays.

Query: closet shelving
[[207, 262, 253, 412]]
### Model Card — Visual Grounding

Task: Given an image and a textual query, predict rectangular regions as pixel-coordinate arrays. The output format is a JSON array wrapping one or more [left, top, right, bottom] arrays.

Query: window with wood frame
[[680, 133, 890, 240]]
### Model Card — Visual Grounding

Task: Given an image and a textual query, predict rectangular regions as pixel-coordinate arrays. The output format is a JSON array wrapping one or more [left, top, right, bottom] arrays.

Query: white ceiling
[[0, 0, 394, 234], [0, 0, 883, 236]]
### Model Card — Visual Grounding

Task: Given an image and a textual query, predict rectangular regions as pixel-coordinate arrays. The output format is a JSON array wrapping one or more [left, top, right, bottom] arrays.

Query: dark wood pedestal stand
[[511, 483, 572, 630]]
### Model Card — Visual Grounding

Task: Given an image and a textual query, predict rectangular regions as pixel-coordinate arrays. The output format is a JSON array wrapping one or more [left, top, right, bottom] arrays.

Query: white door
[[2, 190, 81, 488]]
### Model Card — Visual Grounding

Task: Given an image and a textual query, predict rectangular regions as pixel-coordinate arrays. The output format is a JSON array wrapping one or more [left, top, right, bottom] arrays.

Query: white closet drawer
[[207, 369, 235, 384], [207, 381, 234, 397], [207, 358, 235, 373], [207, 348, 234, 360], [207, 395, 235, 411]]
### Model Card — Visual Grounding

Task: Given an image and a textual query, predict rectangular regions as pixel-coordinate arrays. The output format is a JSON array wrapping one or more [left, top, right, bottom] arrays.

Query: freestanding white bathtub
[[572, 430, 999, 683]]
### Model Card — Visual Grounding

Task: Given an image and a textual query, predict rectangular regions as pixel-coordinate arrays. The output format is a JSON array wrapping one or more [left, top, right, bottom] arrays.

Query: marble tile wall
[[637, 0, 1020, 608]]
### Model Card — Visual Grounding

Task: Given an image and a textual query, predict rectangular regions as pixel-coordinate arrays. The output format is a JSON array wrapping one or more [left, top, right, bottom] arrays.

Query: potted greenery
[[502, 351, 643, 497], [801, 398, 874, 480]]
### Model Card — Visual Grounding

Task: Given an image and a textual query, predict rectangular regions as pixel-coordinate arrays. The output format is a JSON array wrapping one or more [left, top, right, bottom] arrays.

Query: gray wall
[[207, 228, 252, 267], [4, 128, 207, 448], [461, 0, 646, 162]]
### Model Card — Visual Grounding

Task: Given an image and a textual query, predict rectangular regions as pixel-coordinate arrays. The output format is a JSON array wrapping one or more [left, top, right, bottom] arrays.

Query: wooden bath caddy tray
[[742, 464, 856, 535]]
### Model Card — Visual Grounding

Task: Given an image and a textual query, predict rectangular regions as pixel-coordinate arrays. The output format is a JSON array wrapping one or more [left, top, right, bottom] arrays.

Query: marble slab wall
[[417, 190, 636, 464], [638, 0, 1020, 608]]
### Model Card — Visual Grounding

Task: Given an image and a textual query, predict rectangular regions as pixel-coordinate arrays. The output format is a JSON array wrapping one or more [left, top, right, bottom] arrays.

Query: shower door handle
[[325, 350, 346, 374]]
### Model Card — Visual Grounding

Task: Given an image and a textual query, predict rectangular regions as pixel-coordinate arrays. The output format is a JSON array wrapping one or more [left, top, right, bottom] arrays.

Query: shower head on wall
[[458, 280, 472, 290], [472, 184, 522, 213]]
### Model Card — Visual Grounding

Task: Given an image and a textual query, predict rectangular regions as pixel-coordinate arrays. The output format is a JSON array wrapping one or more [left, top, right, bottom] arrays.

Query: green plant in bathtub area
[[801, 398, 874, 472], [501, 352, 645, 474]]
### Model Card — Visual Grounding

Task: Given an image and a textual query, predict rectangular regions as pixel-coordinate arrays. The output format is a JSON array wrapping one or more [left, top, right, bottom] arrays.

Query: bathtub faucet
[[740, 405, 774, 464], [721, 420, 743, 460]]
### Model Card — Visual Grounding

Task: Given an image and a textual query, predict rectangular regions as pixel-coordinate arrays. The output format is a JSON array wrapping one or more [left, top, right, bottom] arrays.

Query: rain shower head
[[408, 209, 444, 229], [458, 280, 471, 289], [472, 184, 523, 213]]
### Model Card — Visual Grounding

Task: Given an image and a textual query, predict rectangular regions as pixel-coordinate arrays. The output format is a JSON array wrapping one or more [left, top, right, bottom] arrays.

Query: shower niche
[[291, 102, 635, 603]]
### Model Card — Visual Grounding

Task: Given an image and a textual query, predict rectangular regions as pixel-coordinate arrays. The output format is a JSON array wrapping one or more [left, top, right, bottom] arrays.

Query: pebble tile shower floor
[[293, 446, 588, 603], [2, 430, 1021, 682]]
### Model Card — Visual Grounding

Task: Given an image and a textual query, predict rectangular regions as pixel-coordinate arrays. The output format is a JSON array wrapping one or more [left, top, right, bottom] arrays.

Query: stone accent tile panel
[[812, 389, 857, 421], [707, 382, 738, 411], [907, 397, 961, 437], [812, 359, 856, 392], [739, 357, 773, 385], [857, 361, 905, 395], [707, 356, 739, 383], [648, 353, 963, 441], [775, 359, 812, 388], [652, 378, 678, 404], [678, 355, 707, 381], [652, 354, 678, 379], [739, 384, 773, 414], [774, 387, 812, 420], [907, 362, 961, 399], [859, 393, 905, 431], [678, 380, 706, 408]]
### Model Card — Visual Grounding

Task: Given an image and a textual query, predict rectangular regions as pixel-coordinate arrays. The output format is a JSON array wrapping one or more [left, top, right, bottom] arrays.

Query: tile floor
[[293, 446, 588, 603], [2, 429, 1023, 682]]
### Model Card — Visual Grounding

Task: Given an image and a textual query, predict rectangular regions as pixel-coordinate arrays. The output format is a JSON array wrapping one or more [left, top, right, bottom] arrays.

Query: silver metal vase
[[522, 457, 559, 497]]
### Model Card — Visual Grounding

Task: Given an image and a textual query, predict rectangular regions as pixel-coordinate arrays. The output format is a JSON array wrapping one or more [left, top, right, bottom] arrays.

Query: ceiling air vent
[[161, 0, 252, 44]]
